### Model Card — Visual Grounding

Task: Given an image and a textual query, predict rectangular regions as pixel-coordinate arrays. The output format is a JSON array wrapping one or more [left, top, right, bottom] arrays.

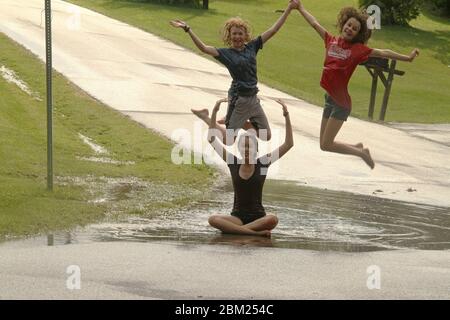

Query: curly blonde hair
[[337, 7, 372, 44], [221, 17, 252, 46]]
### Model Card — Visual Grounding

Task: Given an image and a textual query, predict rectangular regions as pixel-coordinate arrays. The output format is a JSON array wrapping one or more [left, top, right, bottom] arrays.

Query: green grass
[[67, 0, 450, 123], [0, 32, 214, 239]]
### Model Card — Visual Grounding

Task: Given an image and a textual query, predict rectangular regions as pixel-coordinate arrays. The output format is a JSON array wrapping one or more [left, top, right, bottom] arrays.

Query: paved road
[[0, 238, 449, 299], [0, 0, 449, 206]]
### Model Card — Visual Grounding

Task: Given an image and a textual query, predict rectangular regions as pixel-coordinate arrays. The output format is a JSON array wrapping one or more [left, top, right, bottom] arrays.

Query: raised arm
[[295, 0, 327, 40], [170, 19, 219, 57], [260, 1, 298, 44], [370, 48, 420, 62], [208, 98, 232, 162], [260, 99, 294, 165]]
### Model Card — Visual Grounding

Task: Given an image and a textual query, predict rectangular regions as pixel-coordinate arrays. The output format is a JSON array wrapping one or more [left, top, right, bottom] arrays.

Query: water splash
[[20, 180, 450, 252]]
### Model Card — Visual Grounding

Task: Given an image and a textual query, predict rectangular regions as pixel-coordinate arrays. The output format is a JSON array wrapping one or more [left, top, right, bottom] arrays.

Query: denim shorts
[[225, 95, 270, 131], [323, 94, 350, 121]]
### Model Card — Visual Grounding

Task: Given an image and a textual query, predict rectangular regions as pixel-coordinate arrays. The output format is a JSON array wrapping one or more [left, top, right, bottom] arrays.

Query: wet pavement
[[1, 234, 449, 299], [387, 123, 450, 147], [8, 180, 449, 253]]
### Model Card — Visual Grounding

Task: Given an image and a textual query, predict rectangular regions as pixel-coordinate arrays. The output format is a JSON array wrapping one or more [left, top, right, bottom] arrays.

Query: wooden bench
[[360, 57, 405, 121]]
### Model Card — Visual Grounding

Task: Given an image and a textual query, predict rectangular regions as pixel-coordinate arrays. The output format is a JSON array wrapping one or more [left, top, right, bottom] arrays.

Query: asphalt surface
[[0, 238, 449, 299]]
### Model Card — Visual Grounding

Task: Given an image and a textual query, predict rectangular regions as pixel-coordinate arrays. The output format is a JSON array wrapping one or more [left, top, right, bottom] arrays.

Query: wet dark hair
[[337, 7, 372, 44]]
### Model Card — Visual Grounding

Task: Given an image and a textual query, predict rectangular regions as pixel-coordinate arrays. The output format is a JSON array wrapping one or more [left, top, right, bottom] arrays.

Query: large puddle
[[6, 180, 450, 252]]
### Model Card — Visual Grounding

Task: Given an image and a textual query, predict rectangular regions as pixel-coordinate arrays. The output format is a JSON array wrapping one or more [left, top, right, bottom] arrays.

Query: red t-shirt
[[320, 32, 373, 110]]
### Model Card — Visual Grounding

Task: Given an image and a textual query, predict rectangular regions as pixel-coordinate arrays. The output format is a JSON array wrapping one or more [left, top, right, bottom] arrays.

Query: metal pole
[[45, 0, 53, 191]]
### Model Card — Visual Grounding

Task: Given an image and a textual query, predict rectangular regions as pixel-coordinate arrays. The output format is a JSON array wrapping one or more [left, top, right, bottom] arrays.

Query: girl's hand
[[170, 19, 188, 30], [275, 99, 289, 117], [288, 0, 300, 10], [408, 48, 420, 62]]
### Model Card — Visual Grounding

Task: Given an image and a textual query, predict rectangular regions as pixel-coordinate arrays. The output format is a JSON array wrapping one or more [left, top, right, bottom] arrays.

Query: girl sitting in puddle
[[202, 98, 294, 237]]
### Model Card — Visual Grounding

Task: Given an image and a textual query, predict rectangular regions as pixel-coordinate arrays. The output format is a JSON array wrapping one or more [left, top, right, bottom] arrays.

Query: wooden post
[[379, 60, 397, 121], [361, 58, 404, 122], [367, 68, 378, 119]]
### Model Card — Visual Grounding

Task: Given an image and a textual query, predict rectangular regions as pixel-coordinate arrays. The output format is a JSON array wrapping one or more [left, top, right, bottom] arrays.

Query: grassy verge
[[67, 0, 450, 123], [0, 32, 214, 239]]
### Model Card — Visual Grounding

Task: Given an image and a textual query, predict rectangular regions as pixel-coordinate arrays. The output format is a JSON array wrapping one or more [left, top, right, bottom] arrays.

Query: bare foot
[[255, 230, 271, 238], [361, 148, 375, 169], [191, 108, 209, 121], [355, 143, 364, 149]]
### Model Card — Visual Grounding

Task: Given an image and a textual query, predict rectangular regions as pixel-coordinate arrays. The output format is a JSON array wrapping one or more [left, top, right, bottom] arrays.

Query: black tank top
[[227, 156, 270, 214]]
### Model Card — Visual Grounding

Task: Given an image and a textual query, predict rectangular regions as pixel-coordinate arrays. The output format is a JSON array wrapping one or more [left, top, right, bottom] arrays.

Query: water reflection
[[47, 233, 72, 246], [209, 234, 274, 247], [15, 180, 450, 252]]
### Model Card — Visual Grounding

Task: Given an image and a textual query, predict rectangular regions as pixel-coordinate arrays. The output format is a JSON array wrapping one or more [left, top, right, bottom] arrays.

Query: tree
[[424, 0, 450, 16], [359, 0, 423, 25]]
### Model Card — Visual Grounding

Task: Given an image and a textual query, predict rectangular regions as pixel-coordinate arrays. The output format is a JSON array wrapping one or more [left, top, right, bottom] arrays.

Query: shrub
[[359, 0, 423, 25], [423, 0, 450, 17]]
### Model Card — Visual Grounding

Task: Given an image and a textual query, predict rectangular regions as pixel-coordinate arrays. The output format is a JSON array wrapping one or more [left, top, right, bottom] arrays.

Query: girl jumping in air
[[170, 0, 299, 145], [206, 98, 294, 237], [293, 2, 419, 169]]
